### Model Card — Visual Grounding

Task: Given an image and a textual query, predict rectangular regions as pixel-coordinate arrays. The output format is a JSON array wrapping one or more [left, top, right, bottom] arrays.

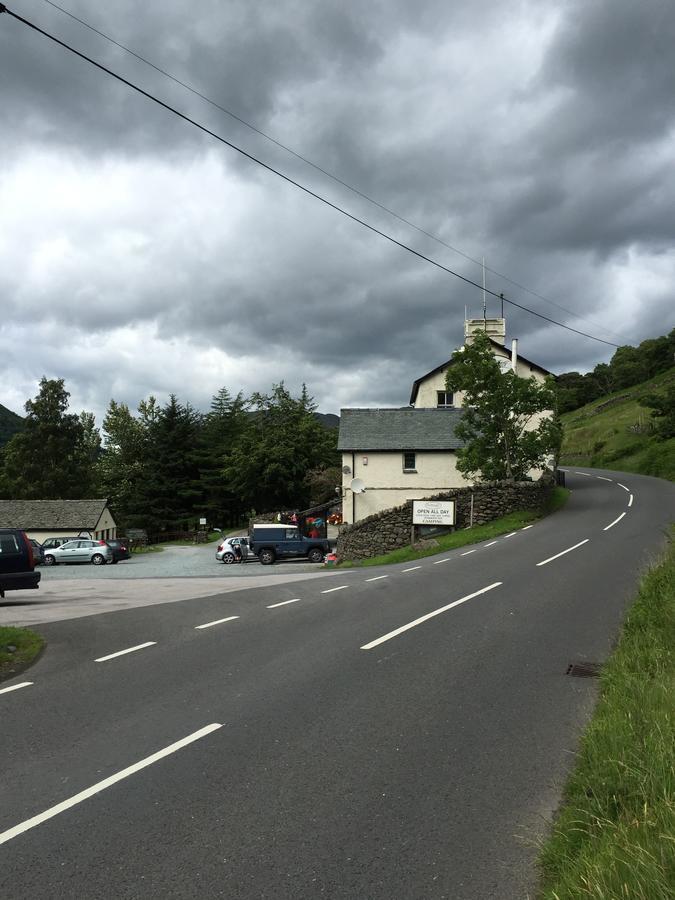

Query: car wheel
[[259, 548, 275, 565], [91, 553, 105, 566], [222, 552, 235, 564], [307, 547, 324, 563], [44, 554, 56, 566]]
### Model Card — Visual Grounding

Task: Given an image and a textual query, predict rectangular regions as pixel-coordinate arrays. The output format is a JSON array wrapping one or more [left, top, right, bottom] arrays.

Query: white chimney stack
[[511, 338, 518, 372]]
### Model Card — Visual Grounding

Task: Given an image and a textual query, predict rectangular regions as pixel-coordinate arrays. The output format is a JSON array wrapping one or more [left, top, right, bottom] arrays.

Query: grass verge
[[339, 486, 570, 568], [538, 527, 675, 899], [130, 544, 164, 555], [0, 625, 46, 682]]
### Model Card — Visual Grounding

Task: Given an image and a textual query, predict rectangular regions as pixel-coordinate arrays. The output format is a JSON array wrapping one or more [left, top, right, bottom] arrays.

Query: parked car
[[43, 539, 113, 566], [248, 525, 330, 565], [29, 539, 45, 566], [105, 538, 131, 563], [0, 528, 41, 598], [41, 536, 79, 551], [215, 536, 250, 564]]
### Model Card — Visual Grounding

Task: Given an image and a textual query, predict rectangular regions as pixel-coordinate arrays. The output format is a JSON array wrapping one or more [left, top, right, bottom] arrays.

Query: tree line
[[555, 328, 675, 414], [0, 378, 340, 532]]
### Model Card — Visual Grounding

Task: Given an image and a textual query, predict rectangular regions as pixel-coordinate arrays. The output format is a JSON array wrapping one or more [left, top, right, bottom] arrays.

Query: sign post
[[412, 500, 456, 526]]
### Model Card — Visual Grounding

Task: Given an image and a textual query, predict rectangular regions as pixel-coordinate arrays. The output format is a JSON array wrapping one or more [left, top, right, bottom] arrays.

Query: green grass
[[339, 486, 569, 567], [538, 528, 675, 899], [0, 625, 45, 681], [130, 543, 164, 555], [560, 368, 674, 481]]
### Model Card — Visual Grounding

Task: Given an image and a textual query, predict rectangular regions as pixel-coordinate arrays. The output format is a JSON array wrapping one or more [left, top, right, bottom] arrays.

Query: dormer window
[[436, 391, 453, 408]]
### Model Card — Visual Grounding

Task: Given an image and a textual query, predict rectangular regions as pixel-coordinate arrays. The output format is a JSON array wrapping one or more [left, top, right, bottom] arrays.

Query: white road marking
[[432, 558, 451, 565], [266, 599, 300, 609], [596, 476, 612, 482], [485, 541, 498, 547], [0, 723, 222, 846], [628, 494, 634, 507], [0, 681, 33, 696], [361, 582, 502, 650], [604, 513, 626, 531], [503, 531, 518, 538], [536, 539, 589, 567], [521, 525, 534, 531], [460, 549, 477, 556], [574, 471, 593, 476], [195, 615, 240, 629], [321, 585, 348, 594], [366, 575, 389, 582], [402, 566, 422, 572], [617, 483, 629, 491], [94, 642, 156, 662]]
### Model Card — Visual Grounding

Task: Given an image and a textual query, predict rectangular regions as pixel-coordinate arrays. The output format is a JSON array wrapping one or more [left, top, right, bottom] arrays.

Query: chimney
[[511, 338, 518, 372]]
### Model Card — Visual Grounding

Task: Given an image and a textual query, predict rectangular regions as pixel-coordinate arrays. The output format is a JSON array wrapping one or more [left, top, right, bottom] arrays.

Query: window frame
[[403, 451, 417, 472], [436, 390, 454, 408]]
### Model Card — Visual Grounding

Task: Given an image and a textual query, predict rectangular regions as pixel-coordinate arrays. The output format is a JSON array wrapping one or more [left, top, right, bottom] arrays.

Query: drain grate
[[566, 661, 601, 677]]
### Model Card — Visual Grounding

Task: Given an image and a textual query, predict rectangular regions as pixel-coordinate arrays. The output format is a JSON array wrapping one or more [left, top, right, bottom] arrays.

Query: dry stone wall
[[336, 481, 553, 561]]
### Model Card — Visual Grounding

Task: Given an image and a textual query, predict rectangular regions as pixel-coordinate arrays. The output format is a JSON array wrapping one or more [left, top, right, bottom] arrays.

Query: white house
[[338, 318, 553, 524], [0, 499, 118, 542]]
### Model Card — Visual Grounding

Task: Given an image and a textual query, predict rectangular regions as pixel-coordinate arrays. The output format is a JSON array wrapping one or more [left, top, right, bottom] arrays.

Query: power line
[[37, 0, 625, 343], [0, 4, 620, 348]]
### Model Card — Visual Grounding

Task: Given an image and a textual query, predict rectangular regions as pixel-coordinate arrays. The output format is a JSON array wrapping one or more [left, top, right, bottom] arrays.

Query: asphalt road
[[1, 469, 673, 899]]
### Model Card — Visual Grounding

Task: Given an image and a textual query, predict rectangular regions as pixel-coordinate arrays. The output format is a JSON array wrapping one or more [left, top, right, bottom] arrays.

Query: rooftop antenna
[[482, 257, 487, 320]]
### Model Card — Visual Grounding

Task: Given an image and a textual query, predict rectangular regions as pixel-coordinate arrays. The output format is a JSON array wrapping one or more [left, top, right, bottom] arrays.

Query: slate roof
[[0, 499, 112, 530], [338, 408, 466, 451], [409, 338, 553, 404]]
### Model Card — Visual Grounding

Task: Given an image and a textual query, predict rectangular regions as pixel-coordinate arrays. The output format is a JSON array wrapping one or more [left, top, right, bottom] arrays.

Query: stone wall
[[336, 481, 553, 561]]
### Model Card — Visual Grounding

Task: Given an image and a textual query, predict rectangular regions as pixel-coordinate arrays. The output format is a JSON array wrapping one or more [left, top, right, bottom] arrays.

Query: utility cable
[[0, 4, 620, 348], [37, 0, 624, 342]]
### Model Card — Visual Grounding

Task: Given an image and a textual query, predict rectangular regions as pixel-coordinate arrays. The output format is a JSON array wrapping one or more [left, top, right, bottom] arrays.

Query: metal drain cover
[[566, 661, 601, 677]]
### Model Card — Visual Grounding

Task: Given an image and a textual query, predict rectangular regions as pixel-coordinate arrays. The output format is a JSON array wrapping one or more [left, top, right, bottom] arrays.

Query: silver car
[[215, 536, 250, 564], [43, 539, 113, 566]]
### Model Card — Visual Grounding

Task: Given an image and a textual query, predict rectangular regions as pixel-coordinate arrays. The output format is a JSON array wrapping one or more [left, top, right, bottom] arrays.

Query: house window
[[403, 451, 416, 472], [436, 391, 453, 408]]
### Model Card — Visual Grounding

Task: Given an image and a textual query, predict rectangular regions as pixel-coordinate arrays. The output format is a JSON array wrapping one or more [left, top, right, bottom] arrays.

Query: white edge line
[[361, 582, 502, 650], [0, 681, 33, 696], [266, 599, 300, 609], [628, 494, 634, 507], [484, 541, 498, 547], [94, 642, 157, 662], [195, 615, 240, 629], [617, 483, 629, 491], [402, 566, 422, 572], [460, 549, 477, 556], [596, 476, 612, 482], [366, 575, 389, 581], [321, 585, 348, 594], [0, 723, 223, 846], [536, 539, 589, 567], [432, 558, 451, 565], [603, 512, 626, 532], [521, 525, 533, 531]]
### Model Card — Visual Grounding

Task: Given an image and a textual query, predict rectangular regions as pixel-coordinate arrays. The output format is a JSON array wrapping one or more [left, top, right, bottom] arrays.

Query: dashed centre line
[[460, 550, 477, 556], [0, 681, 33, 696], [366, 575, 389, 582], [503, 531, 518, 538], [604, 512, 626, 531], [628, 494, 634, 507], [0, 723, 223, 846], [402, 566, 422, 572], [94, 642, 157, 662], [266, 599, 300, 609], [596, 476, 612, 482], [321, 585, 349, 594], [617, 483, 629, 492], [536, 539, 589, 567], [485, 541, 498, 547], [433, 558, 451, 565], [521, 525, 533, 531], [361, 582, 503, 650], [195, 616, 240, 630]]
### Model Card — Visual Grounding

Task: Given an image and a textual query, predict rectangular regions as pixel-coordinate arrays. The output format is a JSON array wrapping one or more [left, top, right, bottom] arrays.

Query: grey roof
[[409, 338, 553, 404], [338, 408, 466, 451], [0, 499, 113, 530]]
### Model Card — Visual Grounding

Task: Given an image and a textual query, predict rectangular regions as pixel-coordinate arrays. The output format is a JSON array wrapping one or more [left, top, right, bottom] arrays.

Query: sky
[[1, 0, 674, 425]]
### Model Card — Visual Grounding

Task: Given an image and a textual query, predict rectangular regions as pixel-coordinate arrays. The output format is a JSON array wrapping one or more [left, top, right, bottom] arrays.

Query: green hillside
[[0, 403, 23, 448], [559, 367, 675, 481]]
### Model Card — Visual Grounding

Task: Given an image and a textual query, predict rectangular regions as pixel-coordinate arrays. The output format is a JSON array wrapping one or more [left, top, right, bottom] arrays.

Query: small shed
[[0, 499, 118, 542]]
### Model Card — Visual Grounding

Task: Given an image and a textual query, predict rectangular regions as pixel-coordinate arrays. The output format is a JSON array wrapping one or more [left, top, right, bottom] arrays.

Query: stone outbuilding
[[0, 499, 118, 542]]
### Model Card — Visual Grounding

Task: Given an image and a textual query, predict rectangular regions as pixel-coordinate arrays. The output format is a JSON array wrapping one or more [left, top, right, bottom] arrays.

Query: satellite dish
[[342, 465, 352, 475], [350, 477, 366, 494]]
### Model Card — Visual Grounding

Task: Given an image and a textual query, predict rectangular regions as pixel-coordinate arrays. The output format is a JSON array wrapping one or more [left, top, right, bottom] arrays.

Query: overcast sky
[[1, 0, 674, 425]]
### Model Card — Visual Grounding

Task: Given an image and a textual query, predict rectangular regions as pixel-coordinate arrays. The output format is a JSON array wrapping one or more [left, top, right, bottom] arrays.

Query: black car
[[105, 538, 131, 563], [0, 528, 41, 598], [29, 539, 45, 566]]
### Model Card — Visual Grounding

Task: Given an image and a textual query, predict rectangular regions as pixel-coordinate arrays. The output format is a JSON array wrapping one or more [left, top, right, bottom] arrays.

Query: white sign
[[199, 517, 207, 526], [412, 500, 455, 526]]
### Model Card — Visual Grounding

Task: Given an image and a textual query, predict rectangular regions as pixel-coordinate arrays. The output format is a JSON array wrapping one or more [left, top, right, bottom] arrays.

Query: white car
[[43, 539, 113, 566], [215, 536, 250, 564]]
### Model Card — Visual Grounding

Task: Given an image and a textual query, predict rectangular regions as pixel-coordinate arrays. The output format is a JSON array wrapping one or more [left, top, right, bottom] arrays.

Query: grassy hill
[[0, 403, 23, 448], [559, 367, 674, 481]]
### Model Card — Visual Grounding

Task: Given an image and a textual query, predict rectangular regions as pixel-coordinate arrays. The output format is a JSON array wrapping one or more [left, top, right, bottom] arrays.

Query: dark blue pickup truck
[[0, 528, 41, 598], [249, 525, 330, 565]]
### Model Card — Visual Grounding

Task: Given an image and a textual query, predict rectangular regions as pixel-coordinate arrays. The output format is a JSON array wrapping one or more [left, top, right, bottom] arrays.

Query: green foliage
[[222, 383, 339, 510], [640, 382, 675, 439], [0, 377, 99, 499], [0, 403, 23, 448], [96, 399, 148, 525], [304, 465, 342, 506], [445, 331, 561, 482], [0, 626, 45, 680]]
